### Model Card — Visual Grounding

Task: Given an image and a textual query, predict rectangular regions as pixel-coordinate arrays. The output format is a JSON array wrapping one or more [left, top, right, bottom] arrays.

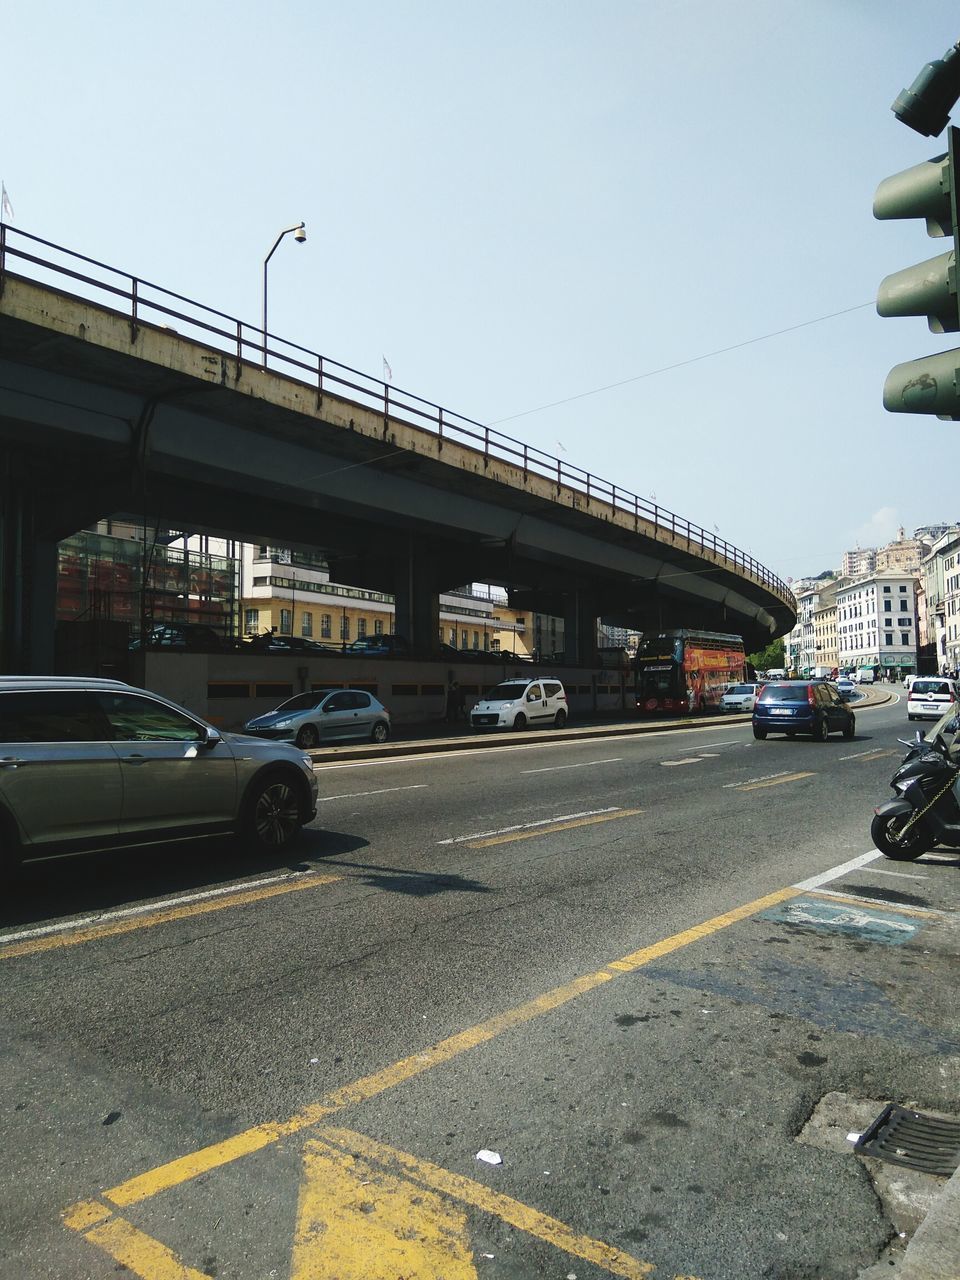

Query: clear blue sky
[[4, 1, 959, 583]]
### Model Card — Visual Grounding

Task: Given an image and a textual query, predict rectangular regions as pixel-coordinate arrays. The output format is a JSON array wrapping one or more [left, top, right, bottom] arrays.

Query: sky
[[3, 1, 960, 587]]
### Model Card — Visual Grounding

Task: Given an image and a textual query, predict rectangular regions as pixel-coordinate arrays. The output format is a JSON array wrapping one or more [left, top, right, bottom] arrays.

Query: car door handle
[[120, 754, 149, 764], [0, 756, 25, 768]]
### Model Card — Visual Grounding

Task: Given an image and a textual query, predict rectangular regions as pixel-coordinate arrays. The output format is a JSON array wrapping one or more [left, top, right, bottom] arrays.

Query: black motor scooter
[[871, 723, 960, 859]]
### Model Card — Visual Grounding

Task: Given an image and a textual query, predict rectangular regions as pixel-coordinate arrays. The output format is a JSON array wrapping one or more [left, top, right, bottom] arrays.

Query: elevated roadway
[[0, 226, 795, 670]]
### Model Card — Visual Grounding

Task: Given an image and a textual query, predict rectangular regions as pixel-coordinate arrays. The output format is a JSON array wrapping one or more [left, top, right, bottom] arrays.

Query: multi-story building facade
[[876, 528, 932, 577], [785, 577, 837, 673], [920, 526, 960, 670], [836, 571, 918, 675], [842, 547, 876, 579], [240, 545, 531, 656], [811, 578, 844, 671]]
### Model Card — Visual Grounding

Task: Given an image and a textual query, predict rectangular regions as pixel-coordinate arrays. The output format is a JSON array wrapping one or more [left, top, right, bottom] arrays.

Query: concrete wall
[[140, 652, 630, 730]]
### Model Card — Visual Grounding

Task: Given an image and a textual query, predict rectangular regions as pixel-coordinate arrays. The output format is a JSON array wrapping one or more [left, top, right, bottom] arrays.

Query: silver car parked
[[244, 688, 391, 748], [0, 676, 318, 879]]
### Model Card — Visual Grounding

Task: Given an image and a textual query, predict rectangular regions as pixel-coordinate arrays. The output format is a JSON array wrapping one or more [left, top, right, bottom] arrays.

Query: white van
[[470, 677, 568, 731]]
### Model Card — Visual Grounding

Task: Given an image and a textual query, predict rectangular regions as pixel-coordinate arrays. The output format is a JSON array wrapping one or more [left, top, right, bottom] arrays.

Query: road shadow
[[308, 853, 492, 898], [1, 826, 369, 928]]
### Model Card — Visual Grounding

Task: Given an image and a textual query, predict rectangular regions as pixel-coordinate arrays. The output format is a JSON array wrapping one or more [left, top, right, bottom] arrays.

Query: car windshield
[[485, 682, 528, 701], [277, 692, 325, 712], [726, 684, 753, 695], [926, 704, 960, 742], [759, 685, 809, 703]]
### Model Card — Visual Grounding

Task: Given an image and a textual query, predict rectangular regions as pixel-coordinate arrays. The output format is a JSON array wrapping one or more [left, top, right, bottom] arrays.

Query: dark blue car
[[752, 679, 855, 742]]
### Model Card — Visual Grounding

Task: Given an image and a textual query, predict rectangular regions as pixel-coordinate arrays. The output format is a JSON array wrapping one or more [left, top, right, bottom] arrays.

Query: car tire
[[843, 716, 855, 740], [813, 716, 829, 742], [786, 730, 796, 737], [753, 726, 767, 740], [553, 709, 567, 728], [513, 713, 528, 731], [371, 720, 390, 744], [907, 714, 916, 721], [296, 724, 319, 749], [240, 771, 304, 853]]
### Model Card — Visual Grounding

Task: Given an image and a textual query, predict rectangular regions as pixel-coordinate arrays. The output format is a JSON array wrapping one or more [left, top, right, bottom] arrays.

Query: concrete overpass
[[0, 226, 796, 672]]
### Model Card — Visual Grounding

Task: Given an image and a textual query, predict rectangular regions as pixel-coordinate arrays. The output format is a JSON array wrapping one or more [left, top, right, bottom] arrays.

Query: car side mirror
[[201, 726, 222, 748]]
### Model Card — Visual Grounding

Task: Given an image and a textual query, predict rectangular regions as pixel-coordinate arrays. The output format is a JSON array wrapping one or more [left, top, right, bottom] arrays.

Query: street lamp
[[262, 221, 306, 367]]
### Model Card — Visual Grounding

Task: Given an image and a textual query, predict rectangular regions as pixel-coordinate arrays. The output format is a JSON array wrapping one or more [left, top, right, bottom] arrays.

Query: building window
[[357, 617, 367, 638], [884, 601, 892, 612], [461, 630, 468, 648], [901, 632, 910, 645], [244, 608, 259, 633], [340, 615, 351, 641], [449, 628, 456, 645], [321, 613, 332, 638], [883, 586, 891, 593], [301, 611, 313, 638], [375, 618, 384, 636], [279, 608, 292, 634], [884, 633, 894, 645], [492, 639, 501, 652]]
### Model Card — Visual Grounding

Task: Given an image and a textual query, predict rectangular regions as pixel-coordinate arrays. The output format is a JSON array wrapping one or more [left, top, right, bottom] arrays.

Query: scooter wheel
[[870, 812, 932, 861]]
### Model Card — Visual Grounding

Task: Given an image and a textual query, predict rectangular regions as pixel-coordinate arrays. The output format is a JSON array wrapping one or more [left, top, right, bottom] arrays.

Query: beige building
[[241, 545, 531, 656], [875, 528, 928, 576], [812, 579, 842, 671]]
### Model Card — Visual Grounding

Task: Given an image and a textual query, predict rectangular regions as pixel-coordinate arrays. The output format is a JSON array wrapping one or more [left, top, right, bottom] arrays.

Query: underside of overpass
[[0, 256, 796, 674]]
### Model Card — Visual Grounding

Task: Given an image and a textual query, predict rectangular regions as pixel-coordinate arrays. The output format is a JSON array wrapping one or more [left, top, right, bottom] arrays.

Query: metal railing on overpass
[[0, 224, 795, 611]]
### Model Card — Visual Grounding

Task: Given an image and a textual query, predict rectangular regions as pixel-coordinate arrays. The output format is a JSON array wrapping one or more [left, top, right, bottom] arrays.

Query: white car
[[718, 682, 759, 713], [470, 678, 567, 731], [907, 677, 957, 721]]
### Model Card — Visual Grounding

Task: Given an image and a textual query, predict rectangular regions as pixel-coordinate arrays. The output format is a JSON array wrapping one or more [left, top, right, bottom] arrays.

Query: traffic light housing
[[875, 126, 960, 418]]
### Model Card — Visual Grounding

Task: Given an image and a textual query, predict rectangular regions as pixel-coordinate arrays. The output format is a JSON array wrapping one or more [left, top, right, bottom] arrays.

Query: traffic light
[[875, 127, 960, 417]]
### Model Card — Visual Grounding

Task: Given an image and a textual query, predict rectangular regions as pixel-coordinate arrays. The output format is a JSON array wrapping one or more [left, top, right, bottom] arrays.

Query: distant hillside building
[[842, 547, 877, 579]]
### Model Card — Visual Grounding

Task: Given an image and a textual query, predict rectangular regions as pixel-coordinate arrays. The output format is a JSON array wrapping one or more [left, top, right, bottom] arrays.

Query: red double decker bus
[[634, 629, 746, 715]]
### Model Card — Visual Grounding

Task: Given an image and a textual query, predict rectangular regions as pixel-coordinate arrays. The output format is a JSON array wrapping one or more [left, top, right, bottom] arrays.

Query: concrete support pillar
[[563, 589, 600, 667], [0, 480, 58, 673], [391, 541, 441, 653]]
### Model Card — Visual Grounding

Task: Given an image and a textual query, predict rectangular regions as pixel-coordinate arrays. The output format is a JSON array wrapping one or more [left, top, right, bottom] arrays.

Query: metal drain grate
[[855, 1104, 960, 1176]]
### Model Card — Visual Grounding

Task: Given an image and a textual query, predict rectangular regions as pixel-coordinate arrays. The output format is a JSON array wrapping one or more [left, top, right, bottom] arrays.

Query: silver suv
[[0, 676, 318, 876]]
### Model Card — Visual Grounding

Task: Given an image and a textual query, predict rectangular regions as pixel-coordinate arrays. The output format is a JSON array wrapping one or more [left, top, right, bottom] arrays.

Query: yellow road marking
[[467, 808, 642, 847], [83, 1217, 209, 1280], [314, 1127, 659, 1279], [0, 873, 341, 961], [736, 771, 814, 791], [93, 884, 801, 1211], [292, 1134, 477, 1279]]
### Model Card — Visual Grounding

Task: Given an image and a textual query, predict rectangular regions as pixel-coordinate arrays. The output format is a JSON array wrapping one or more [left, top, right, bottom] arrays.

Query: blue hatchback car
[[752, 680, 855, 742]]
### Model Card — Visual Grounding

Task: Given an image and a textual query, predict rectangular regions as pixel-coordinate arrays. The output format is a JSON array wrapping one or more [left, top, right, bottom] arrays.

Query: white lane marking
[[839, 748, 890, 760], [318, 784, 428, 802], [437, 807, 621, 845], [866, 868, 928, 879], [0, 869, 323, 945], [793, 850, 881, 892], [521, 758, 622, 775], [678, 740, 741, 752], [661, 758, 705, 767], [723, 770, 790, 788]]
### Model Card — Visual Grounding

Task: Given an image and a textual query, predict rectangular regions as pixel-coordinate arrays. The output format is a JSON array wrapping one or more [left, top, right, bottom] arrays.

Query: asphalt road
[[2, 693, 959, 1280]]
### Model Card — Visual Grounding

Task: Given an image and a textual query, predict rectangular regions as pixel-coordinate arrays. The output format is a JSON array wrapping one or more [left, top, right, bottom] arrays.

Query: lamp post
[[262, 221, 306, 367]]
